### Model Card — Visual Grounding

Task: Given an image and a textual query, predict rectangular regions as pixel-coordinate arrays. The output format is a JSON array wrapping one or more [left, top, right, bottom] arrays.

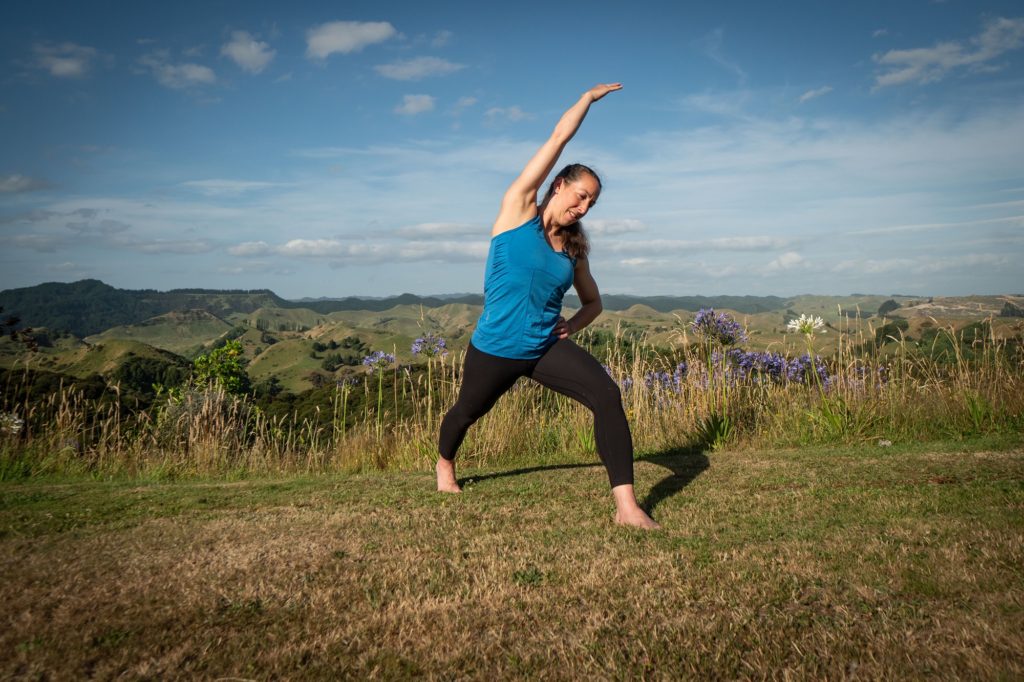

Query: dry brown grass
[[2, 444, 1022, 679]]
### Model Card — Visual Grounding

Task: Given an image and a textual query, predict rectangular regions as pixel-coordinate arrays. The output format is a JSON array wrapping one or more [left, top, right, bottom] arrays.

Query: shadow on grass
[[461, 462, 599, 486], [459, 444, 710, 517], [636, 445, 710, 516]]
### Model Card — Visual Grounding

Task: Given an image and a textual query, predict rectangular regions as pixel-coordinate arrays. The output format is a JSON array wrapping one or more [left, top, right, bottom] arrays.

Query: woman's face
[[553, 174, 600, 226]]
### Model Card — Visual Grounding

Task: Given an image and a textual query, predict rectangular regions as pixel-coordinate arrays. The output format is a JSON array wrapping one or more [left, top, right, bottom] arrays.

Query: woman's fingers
[[588, 83, 623, 101], [553, 317, 571, 339]]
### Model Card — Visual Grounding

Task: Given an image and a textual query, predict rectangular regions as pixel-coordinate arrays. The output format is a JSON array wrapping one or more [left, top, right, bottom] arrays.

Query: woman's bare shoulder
[[491, 203, 539, 237]]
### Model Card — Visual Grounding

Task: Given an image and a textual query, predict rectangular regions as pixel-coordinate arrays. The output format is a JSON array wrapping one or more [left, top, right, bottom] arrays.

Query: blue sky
[[2, 1, 1022, 298]]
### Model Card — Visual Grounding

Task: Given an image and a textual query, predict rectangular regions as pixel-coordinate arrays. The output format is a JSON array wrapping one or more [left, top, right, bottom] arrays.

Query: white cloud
[[139, 52, 216, 89], [395, 222, 480, 237], [679, 91, 752, 118], [456, 96, 477, 108], [221, 31, 275, 74], [798, 86, 833, 104], [375, 56, 464, 80], [832, 254, 1008, 275], [608, 236, 791, 255], [585, 219, 646, 236], [182, 179, 286, 196], [847, 214, 1024, 236], [229, 241, 273, 256], [306, 21, 396, 59], [485, 106, 531, 123], [432, 30, 453, 47], [130, 239, 213, 254], [765, 251, 805, 272], [33, 42, 97, 78], [395, 94, 435, 115], [0, 174, 49, 193], [873, 16, 1024, 88], [272, 238, 487, 264], [873, 28, 889, 39]]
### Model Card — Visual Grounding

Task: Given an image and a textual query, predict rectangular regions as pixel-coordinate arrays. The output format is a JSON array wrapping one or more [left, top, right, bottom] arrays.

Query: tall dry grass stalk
[[1, 317, 1021, 479]]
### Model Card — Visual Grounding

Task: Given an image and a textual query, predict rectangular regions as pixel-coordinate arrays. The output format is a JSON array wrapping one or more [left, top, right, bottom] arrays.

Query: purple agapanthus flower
[[785, 353, 829, 386], [644, 370, 674, 391], [728, 350, 789, 384], [673, 361, 687, 389], [362, 350, 396, 373], [411, 333, 447, 358], [690, 308, 748, 346]]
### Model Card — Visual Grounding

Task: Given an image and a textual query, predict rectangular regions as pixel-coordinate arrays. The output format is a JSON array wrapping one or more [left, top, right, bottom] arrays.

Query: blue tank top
[[471, 216, 576, 359]]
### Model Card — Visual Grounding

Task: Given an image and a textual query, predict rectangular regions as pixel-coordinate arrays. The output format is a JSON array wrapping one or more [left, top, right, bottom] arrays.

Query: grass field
[[2, 437, 1022, 679]]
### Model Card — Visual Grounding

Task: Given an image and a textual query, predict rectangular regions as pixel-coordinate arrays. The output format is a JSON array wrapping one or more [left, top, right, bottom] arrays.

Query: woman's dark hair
[[541, 163, 599, 259]]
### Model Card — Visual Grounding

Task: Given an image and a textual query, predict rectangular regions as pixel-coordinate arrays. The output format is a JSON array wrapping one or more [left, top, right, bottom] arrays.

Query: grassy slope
[[1, 440, 1021, 679], [86, 310, 233, 355], [0, 338, 183, 379]]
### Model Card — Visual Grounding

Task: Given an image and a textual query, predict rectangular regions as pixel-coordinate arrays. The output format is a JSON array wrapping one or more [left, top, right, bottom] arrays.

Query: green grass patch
[[1, 442, 1022, 678]]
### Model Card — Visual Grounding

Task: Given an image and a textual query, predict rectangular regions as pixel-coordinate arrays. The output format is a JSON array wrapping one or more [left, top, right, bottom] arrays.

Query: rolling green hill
[[86, 310, 234, 356], [3, 280, 1020, 397], [0, 280, 288, 337]]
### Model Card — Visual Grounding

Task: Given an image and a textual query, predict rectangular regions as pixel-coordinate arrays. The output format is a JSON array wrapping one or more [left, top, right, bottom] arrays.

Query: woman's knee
[[590, 376, 624, 412]]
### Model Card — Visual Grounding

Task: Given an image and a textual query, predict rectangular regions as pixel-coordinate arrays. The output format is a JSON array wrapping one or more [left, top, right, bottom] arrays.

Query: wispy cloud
[[485, 106, 531, 124], [694, 28, 747, 85], [873, 16, 1024, 88], [257, 238, 488, 264], [847, 214, 1024, 236], [394, 222, 480, 237], [33, 42, 97, 78], [228, 241, 273, 257], [431, 30, 453, 48], [375, 56, 464, 80], [221, 31, 275, 74], [139, 50, 216, 89], [679, 90, 752, 119], [306, 21, 397, 60], [798, 85, 833, 104], [0, 174, 50, 193], [765, 251, 805, 272], [832, 253, 1009, 275], [607, 236, 792, 254], [181, 179, 287, 196], [585, 219, 646, 236], [395, 94, 435, 115]]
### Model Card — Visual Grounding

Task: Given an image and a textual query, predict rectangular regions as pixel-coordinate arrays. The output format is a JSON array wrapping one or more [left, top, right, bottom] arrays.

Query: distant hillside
[[0, 280, 287, 337], [292, 293, 484, 314], [564, 294, 788, 314], [86, 309, 234, 356], [2, 280, 800, 337]]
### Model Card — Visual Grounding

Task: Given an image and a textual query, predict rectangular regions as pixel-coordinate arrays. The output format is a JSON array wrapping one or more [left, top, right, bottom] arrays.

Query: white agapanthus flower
[[0, 411, 23, 436], [787, 314, 826, 336]]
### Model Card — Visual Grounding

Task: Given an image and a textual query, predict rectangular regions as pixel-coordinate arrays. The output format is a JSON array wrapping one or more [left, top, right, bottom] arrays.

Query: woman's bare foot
[[615, 507, 661, 530], [612, 484, 660, 529], [436, 458, 462, 493]]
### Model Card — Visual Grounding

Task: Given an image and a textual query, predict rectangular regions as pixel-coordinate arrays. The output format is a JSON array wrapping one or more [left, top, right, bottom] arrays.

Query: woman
[[436, 83, 659, 530]]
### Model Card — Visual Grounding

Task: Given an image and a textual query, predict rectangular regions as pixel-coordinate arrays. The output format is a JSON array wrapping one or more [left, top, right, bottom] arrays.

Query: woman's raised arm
[[493, 83, 622, 235]]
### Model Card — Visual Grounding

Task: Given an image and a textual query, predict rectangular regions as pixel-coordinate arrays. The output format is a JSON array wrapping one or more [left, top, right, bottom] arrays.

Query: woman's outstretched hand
[[586, 83, 623, 102]]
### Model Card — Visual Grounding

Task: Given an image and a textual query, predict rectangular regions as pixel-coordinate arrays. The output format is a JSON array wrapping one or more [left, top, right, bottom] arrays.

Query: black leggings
[[439, 339, 634, 487]]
